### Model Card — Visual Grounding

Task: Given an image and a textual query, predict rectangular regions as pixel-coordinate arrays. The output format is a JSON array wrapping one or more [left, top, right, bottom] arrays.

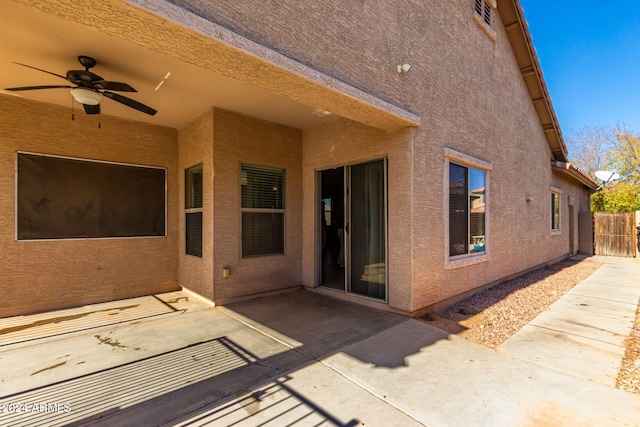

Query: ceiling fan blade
[[4, 85, 73, 91], [13, 62, 68, 81], [103, 91, 157, 116], [82, 103, 101, 115], [93, 81, 137, 92]]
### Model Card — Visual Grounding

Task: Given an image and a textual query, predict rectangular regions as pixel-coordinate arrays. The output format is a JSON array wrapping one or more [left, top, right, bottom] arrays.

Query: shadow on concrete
[[165, 376, 361, 427], [223, 290, 451, 369], [1, 290, 445, 425], [222, 290, 411, 359], [1, 335, 359, 426]]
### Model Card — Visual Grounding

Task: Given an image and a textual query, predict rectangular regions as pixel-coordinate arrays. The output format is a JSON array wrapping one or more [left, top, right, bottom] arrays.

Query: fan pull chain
[[71, 96, 75, 121]]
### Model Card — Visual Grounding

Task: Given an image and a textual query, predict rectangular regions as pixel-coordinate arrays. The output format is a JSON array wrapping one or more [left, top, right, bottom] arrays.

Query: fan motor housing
[[66, 70, 103, 85]]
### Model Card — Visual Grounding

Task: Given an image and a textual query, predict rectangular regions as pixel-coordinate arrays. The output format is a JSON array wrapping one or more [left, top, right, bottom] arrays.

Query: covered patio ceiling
[[0, 0, 419, 132]]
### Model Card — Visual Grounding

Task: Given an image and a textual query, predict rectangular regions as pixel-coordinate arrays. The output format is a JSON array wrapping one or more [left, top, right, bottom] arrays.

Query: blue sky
[[518, 1, 640, 137]]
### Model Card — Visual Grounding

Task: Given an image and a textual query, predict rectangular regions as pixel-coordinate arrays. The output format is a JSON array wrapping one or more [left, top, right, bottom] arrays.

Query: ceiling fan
[[4, 55, 157, 116]]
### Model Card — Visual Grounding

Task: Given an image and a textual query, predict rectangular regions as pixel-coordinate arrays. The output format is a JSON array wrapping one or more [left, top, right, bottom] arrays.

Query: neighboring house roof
[[551, 161, 599, 190], [498, 0, 568, 162]]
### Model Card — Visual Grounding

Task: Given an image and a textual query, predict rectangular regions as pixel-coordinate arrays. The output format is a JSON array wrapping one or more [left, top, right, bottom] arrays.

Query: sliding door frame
[[315, 157, 388, 303]]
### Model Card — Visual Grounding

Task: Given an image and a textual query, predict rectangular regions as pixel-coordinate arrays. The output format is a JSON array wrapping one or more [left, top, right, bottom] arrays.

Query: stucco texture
[[302, 119, 414, 311], [211, 109, 303, 302], [0, 95, 179, 317], [1, 0, 593, 315], [178, 109, 215, 300], [165, 0, 590, 312]]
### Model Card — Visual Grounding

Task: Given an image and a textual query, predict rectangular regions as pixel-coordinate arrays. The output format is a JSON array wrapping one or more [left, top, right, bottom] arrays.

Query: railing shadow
[[167, 376, 360, 427], [0, 335, 361, 426], [0, 289, 454, 426]]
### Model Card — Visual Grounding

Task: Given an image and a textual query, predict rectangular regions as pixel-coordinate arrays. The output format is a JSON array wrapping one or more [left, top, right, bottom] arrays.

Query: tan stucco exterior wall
[[302, 119, 414, 311], [211, 109, 303, 302], [170, 0, 588, 312], [1, 1, 593, 316], [407, 14, 587, 311], [0, 95, 179, 317], [178, 109, 215, 300]]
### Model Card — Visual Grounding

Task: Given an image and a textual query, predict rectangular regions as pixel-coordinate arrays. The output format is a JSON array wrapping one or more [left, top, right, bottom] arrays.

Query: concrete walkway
[[0, 257, 639, 426], [501, 255, 640, 386]]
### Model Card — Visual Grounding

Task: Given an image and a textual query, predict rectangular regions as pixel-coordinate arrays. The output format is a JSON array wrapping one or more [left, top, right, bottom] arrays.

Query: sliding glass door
[[319, 159, 386, 300]]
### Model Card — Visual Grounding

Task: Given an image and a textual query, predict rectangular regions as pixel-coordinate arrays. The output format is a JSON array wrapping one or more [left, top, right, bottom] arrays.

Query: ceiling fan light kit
[[71, 87, 102, 105], [4, 55, 157, 116]]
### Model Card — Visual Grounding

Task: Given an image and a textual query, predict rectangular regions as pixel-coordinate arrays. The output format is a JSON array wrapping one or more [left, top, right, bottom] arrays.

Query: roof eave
[[498, 0, 568, 162], [551, 161, 599, 190]]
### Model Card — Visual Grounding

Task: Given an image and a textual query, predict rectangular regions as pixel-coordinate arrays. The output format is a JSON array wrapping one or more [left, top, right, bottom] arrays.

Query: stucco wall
[[2, 1, 589, 315], [302, 119, 414, 311], [166, 0, 585, 311], [0, 95, 179, 317], [178, 109, 215, 300], [211, 109, 303, 301], [407, 8, 586, 311]]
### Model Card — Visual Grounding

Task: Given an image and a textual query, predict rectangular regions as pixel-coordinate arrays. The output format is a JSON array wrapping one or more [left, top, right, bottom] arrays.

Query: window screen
[[241, 164, 285, 257], [186, 212, 203, 257], [17, 153, 166, 240], [185, 163, 203, 257]]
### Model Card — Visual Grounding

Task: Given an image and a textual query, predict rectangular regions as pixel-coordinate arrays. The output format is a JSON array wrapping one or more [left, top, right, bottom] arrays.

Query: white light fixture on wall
[[397, 63, 412, 74], [71, 88, 102, 105]]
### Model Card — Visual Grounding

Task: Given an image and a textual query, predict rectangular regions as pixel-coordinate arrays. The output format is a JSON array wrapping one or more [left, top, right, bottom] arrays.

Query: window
[[444, 148, 491, 269], [241, 164, 285, 257], [473, 0, 496, 41], [551, 190, 561, 233], [449, 163, 487, 257], [185, 163, 203, 257], [17, 153, 166, 240]]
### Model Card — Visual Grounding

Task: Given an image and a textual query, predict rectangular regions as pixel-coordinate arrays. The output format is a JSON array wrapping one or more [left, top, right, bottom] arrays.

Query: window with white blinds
[[240, 164, 285, 257], [185, 163, 203, 257]]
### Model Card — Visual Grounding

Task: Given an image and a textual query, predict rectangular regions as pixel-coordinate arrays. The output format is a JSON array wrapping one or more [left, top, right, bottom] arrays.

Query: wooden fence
[[594, 212, 637, 257]]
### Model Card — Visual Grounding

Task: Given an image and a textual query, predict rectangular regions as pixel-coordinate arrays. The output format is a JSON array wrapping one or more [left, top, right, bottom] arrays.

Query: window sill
[[445, 252, 489, 270], [473, 15, 496, 41], [240, 252, 286, 260], [550, 230, 562, 236]]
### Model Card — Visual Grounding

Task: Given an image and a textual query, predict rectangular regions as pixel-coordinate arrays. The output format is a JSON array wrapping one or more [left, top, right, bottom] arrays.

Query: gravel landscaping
[[423, 258, 640, 396], [618, 303, 640, 395]]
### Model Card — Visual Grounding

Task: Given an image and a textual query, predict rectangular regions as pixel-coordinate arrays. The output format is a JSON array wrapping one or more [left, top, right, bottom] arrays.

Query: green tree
[[595, 181, 640, 212], [568, 125, 640, 212]]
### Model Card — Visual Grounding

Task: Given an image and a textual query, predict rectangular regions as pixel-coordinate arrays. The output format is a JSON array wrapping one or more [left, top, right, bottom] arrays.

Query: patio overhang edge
[[15, 0, 420, 132]]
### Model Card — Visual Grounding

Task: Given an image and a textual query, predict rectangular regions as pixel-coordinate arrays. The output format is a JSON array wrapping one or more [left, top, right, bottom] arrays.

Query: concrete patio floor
[[1, 257, 640, 426]]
